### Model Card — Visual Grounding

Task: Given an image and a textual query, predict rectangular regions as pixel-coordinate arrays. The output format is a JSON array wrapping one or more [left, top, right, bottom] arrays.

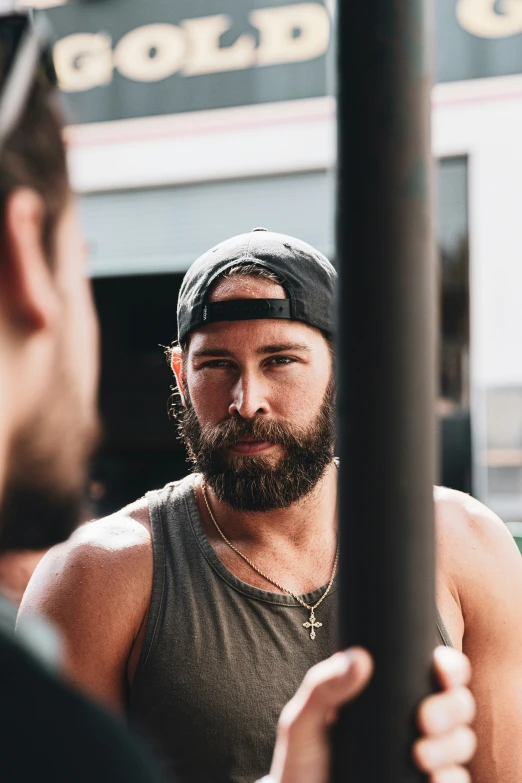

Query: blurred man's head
[[171, 230, 337, 512], [0, 70, 100, 549]]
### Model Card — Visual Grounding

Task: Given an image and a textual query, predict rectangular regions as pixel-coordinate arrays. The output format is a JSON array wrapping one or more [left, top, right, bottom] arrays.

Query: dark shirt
[[0, 629, 168, 782], [129, 476, 339, 783], [129, 476, 452, 783]]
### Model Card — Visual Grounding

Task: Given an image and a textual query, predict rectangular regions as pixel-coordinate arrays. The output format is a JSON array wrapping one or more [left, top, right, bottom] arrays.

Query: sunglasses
[[0, 9, 56, 156]]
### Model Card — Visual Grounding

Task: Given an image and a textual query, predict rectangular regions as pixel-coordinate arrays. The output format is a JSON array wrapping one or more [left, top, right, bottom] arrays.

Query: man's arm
[[17, 500, 153, 713], [436, 487, 522, 783]]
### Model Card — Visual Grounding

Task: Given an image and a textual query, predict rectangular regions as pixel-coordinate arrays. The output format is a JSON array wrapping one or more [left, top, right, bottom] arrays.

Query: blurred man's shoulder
[[0, 630, 166, 782]]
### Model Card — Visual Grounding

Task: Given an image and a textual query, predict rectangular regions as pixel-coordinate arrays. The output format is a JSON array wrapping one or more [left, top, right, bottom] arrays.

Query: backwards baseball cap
[[177, 228, 337, 346]]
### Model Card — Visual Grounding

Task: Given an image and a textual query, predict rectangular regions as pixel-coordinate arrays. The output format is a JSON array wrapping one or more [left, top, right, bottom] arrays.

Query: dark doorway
[[89, 273, 188, 517], [437, 157, 471, 493]]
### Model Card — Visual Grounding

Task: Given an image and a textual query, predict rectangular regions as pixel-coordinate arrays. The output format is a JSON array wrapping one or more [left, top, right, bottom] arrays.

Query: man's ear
[[170, 346, 187, 406], [0, 188, 59, 334]]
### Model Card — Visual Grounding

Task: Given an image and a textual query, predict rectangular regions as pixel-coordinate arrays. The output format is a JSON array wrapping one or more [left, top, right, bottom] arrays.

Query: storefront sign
[[437, 0, 522, 82], [53, 5, 329, 91], [35, 0, 522, 125], [456, 0, 522, 39], [39, 0, 331, 123]]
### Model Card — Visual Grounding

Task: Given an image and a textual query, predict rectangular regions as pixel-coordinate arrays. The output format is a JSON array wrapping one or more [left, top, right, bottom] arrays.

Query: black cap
[[177, 229, 337, 345]]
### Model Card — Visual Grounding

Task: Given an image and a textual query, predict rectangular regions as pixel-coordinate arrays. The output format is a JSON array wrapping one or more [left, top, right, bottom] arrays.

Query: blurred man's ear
[[170, 346, 187, 406], [0, 188, 59, 335]]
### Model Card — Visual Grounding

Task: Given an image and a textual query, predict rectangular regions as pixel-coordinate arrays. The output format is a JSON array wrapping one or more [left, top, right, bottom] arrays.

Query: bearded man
[[21, 230, 479, 783]]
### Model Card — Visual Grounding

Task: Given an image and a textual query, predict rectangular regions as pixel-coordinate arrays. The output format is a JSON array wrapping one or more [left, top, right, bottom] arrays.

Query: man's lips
[[228, 440, 274, 455]]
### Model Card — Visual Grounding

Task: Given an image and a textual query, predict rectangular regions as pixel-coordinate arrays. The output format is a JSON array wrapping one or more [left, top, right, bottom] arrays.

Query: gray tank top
[[129, 475, 452, 783]]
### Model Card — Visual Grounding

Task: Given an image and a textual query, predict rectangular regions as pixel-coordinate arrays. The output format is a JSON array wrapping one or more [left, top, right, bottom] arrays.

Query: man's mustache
[[193, 416, 301, 452]]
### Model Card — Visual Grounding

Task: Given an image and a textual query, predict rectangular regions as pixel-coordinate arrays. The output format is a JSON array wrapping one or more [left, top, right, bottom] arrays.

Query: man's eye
[[200, 360, 234, 369], [267, 356, 296, 366]]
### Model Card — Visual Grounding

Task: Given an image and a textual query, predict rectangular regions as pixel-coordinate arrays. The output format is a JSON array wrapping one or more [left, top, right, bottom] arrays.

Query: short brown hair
[[0, 80, 69, 263]]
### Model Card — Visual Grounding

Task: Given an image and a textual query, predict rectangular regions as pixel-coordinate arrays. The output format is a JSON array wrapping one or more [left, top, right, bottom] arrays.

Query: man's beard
[[0, 479, 85, 552], [0, 397, 100, 553], [178, 381, 335, 512]]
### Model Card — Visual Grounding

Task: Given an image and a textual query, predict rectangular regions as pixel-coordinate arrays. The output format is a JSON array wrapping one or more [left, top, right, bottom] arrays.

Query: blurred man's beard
[[0, 479, 85, 552], [0, 405, 100, 553], [179, 380, 335, 512]]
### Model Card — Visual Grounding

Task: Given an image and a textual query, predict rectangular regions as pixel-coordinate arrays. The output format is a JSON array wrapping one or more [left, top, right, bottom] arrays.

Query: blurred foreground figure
[[0, 549, 47, 607], [22, 231, 478, 782], [0, 10, 171, 782]]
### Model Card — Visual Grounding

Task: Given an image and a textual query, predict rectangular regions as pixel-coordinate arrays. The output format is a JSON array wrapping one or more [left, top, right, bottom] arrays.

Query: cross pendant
[[303, 609, 323, 640]]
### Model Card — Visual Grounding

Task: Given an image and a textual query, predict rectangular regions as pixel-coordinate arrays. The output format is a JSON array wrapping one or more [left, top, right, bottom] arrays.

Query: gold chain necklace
[[200, 479, 339, 640]]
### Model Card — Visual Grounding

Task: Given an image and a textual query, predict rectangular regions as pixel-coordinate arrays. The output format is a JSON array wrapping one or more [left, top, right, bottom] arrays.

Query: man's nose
[[229, 372, 270, 419]]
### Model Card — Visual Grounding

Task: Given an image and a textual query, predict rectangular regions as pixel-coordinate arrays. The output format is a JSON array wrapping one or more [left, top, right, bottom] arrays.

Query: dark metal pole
[[333, 0, 436, 781]]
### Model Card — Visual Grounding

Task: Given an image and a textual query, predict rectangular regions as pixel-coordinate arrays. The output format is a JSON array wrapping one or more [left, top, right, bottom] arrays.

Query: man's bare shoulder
[[19, 497, 156, 710], [51, 496, 151, 570], [434, 485, 515, 552], [75, 496, 152, 553], [20, 496, 154, 625], [433, 494, 522, 783], [434, 486, 522, 609]]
